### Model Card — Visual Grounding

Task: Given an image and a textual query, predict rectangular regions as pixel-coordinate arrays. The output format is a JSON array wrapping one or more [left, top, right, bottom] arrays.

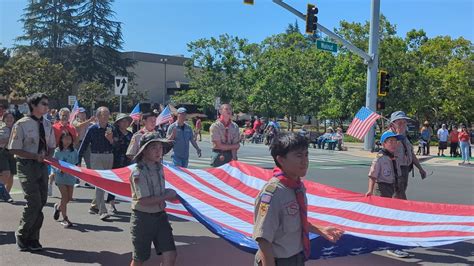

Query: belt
[[133, 209, 166, 217], [91, 151, 112, 154], [212, 149, 231, 153]]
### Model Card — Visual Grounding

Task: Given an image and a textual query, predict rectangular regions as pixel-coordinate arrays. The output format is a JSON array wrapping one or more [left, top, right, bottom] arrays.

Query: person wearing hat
[[126, 112, 157, 160], [366, 131, 408, 258], [166, 107, 201, 168], [389, 111, 427, 200], [129, 132, 177, 266], [105, 113, 133, 212]]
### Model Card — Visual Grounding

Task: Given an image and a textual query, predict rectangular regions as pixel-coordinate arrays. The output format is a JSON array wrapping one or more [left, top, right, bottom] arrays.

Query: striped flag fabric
[[156, 105, 174, 125], [346, 107, 381, 140], [68, 100, 80, 124], [129, 103, 141, 120], [46, 159, 474, 260]]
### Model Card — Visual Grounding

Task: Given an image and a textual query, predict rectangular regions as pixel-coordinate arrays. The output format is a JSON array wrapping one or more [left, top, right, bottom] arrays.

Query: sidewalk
[[343, 142, 471, 167]]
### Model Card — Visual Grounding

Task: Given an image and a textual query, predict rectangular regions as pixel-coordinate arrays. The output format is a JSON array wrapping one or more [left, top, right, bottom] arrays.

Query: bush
[[202, 121, 213, 132]]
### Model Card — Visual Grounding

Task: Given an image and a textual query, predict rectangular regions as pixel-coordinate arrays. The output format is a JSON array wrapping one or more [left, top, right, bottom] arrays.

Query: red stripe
[[308, 205, 474, 227], [110, 167, 132, 182], [206, 168, 261, 198], [308, 218, 474, 238], [164, 170, 254, 224], [165, 208, 193, 217]]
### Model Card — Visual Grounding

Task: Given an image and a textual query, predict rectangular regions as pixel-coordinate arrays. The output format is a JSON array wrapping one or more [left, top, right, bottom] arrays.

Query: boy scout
[[365, 131, 403, 198], [129, 132, 177, 266], [253, 132, 344, 266], [126, 112, 157, 160], [209, 104, 240, 167], [8, 93, 56, 251]]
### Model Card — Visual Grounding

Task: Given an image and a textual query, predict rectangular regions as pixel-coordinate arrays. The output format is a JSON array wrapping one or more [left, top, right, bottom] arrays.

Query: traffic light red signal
[[378, 70, 390, 96], [305, 4, 318, 34]]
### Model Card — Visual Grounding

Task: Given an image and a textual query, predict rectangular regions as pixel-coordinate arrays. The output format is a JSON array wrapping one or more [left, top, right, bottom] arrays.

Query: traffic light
[[378, 70, 390, 96], [376, 100, 385, 110], [305, 4, 318, 34], [243, 0, 254, 5]]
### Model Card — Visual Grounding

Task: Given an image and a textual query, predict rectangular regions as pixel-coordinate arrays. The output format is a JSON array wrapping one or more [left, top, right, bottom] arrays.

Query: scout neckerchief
[[219, 117, 231, 144], [273, 167, 310, 259], [30, 115, 46, 154]]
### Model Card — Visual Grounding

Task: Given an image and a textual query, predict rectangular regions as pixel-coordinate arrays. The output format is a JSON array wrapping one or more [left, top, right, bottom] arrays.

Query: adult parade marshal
[[8, 93, 56, 251]]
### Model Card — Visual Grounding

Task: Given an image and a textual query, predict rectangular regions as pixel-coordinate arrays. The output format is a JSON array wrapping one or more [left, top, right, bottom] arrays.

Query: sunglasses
[[39, 101, 49, 106]]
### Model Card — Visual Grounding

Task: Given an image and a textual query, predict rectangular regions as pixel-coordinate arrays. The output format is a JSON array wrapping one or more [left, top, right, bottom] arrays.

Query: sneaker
[[7, 198, 14, 203], [53, 203, 60, 221], [28, 240, 43, 251], [387, 249, 409, 258], [16, 236, 29, 251], [74, 183, 80, 188], [61, 217, 73, 228], [88, 206, 99, 214], [47, 184, 53, 197], [99, 213, 110, 221]]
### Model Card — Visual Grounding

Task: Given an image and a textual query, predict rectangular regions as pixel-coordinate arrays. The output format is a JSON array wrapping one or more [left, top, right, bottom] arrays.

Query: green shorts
[[130, 210, 176, 262], [0, 149, 17, 175]]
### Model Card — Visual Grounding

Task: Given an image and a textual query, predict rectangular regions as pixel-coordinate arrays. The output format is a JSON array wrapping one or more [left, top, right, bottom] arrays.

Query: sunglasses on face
[[39, 101, 49, 106]]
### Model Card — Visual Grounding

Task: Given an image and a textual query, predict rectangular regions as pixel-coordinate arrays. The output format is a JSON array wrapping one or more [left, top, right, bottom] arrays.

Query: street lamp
[[160, 58, 168, 105]]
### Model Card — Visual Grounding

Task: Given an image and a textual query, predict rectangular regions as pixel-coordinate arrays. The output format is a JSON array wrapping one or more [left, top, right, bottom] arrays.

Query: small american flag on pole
[[129, 103, 141, 120], [68, 100, 79, 124], [156, 105, 174, 125], [346, 107, 381, 140]]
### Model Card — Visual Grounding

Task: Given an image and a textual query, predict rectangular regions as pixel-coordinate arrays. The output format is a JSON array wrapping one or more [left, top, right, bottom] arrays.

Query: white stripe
[[347, 232, 474, 247], [309, 212, 474, 233], [164, 182, 253, 234]]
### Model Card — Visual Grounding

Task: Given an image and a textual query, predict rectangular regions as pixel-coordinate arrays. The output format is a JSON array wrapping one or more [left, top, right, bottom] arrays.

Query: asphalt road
[[1, 140, 473, 265]]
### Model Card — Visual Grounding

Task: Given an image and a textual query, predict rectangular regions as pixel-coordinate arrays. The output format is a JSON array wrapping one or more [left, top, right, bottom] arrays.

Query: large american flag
[[46, 159, 474, 260], [156, 105, 174, 125], [347, 107, 381, 140]]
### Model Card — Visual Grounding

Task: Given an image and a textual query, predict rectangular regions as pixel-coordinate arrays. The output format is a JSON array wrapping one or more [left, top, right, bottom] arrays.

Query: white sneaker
[[48, 184, 53, 197], [99, 213, 110, 221], [387, 249, 409, 258]]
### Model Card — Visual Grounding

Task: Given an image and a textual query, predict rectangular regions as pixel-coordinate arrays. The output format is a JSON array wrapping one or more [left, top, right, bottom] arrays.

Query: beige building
[[122, 51, 190, 106]]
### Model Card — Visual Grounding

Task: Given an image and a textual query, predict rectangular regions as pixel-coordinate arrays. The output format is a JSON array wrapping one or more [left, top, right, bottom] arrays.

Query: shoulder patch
[[260, 193, 273, 204], [264, 184, 277, 194], [376, 153, 384, 159]]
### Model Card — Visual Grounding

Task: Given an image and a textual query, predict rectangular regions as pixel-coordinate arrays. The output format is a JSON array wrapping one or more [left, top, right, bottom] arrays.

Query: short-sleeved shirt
[[209, 120, 240, 148], [253, 178, 304, 259], [8, 116, 56, 157], [391, 131, 414, 167], [437, 128, 449, 142], [53, 148, 79, 185], [195, 119, 202, 130], [53, 122, 78, 146], [130, 162, 166, 213], [167, 122, 194, 159], [112, 127, 133, 168], [0, 125, 12, 148], [368, 152, 400, 184], [78, 123, 113, 157], [126, 128, 154, 157]]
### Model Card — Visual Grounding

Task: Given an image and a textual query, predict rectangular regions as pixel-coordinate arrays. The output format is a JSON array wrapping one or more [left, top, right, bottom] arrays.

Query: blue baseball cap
[[380, 131, 404, 143], [177, 107, 187, 114]]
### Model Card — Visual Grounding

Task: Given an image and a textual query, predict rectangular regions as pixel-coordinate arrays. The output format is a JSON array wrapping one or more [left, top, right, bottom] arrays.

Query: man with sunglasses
[[8, 93, 56, 252]]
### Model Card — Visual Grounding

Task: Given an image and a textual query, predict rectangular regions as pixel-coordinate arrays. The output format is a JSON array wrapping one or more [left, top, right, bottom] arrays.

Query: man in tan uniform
[[209, 104, 240, 167], [253, 133, 343, 266], [126, 112, 157, 160], [8, 93, 56, 251], [389, 111, 427, 200]]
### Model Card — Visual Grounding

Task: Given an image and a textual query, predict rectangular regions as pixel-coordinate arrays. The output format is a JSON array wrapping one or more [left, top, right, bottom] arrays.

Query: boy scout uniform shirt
[[253, 178, 304, 259], [368, 152, 401, 184], [0, 125, 11, 148], [130, 162, 166, 213], [126, 128, 154, 157], [210, 120, 240, 147], [7, 116, 56, 157], [392, 133, 414, 167]]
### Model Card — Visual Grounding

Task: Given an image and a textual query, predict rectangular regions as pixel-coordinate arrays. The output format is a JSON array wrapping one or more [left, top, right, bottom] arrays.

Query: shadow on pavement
[[68, 222, 123, 233], [0, 231, 15, 245], [35, 247, 132, 265]]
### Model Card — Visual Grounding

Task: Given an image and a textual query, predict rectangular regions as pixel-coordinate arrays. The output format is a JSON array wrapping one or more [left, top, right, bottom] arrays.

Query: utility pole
[[271, 0, 381, 151]]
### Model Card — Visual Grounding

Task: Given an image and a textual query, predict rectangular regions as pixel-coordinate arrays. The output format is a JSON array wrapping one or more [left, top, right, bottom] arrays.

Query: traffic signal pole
[[272, 0, 380, 151]]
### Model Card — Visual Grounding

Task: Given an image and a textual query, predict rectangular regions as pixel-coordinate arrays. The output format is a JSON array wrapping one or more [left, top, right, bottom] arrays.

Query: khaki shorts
[[0, 149, 16, 175], [130, 210, 176, 262], [374, 182, 395, 198], [255, 251, 305, 266]]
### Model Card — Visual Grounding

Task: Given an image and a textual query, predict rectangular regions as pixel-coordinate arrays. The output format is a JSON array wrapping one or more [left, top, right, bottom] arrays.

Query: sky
[[1, 0, 473, 57]]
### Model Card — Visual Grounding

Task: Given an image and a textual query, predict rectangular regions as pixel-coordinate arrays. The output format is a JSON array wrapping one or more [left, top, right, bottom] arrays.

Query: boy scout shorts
[[374, 182, 395, 198], [255, 251, 305, 266], [130, 210, 176, 262], [0, 149, 17, 175]]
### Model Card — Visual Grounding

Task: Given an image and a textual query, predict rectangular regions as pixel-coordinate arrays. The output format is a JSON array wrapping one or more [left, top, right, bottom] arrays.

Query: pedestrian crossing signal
[[305, 4, 318, 34], [378, 70, 390, 96], [243, 0, 254, 5]]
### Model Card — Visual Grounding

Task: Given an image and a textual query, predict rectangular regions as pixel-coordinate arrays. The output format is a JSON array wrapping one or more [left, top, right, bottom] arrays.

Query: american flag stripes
[[347, 107, 381, 140], [156, 105, 174, 125], [129, 103, 141, 120], [68, 100, 80, 124], [46, 159, 474, 260]]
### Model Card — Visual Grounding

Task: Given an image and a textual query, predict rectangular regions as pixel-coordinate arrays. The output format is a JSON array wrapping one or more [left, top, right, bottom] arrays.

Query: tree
[[75, 0, 133, 84]]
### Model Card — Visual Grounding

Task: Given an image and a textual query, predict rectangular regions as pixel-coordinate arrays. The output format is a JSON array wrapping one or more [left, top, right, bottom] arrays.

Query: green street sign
[[317, 40, 337, 53]]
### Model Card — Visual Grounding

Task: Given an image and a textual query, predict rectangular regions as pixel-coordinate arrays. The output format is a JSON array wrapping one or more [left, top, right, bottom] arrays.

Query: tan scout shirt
[[8, 116, 56, 158], [253, 177, 304, 259], [0, 125, 11, 148], [209, 120, 240, 148], [126, 128, 154, 157], [130, 162, 166, 213], [394, 136, 414, 166], [368, 152, 401, 184]]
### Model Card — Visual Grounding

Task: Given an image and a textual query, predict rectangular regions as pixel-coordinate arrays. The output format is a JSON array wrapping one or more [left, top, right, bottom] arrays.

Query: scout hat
[[389, 111, 412, 123], [380, 131, 404, 143], [177, 107, 187, 114], [114, 113, 132, 124], [134, 132, 173, 161]]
